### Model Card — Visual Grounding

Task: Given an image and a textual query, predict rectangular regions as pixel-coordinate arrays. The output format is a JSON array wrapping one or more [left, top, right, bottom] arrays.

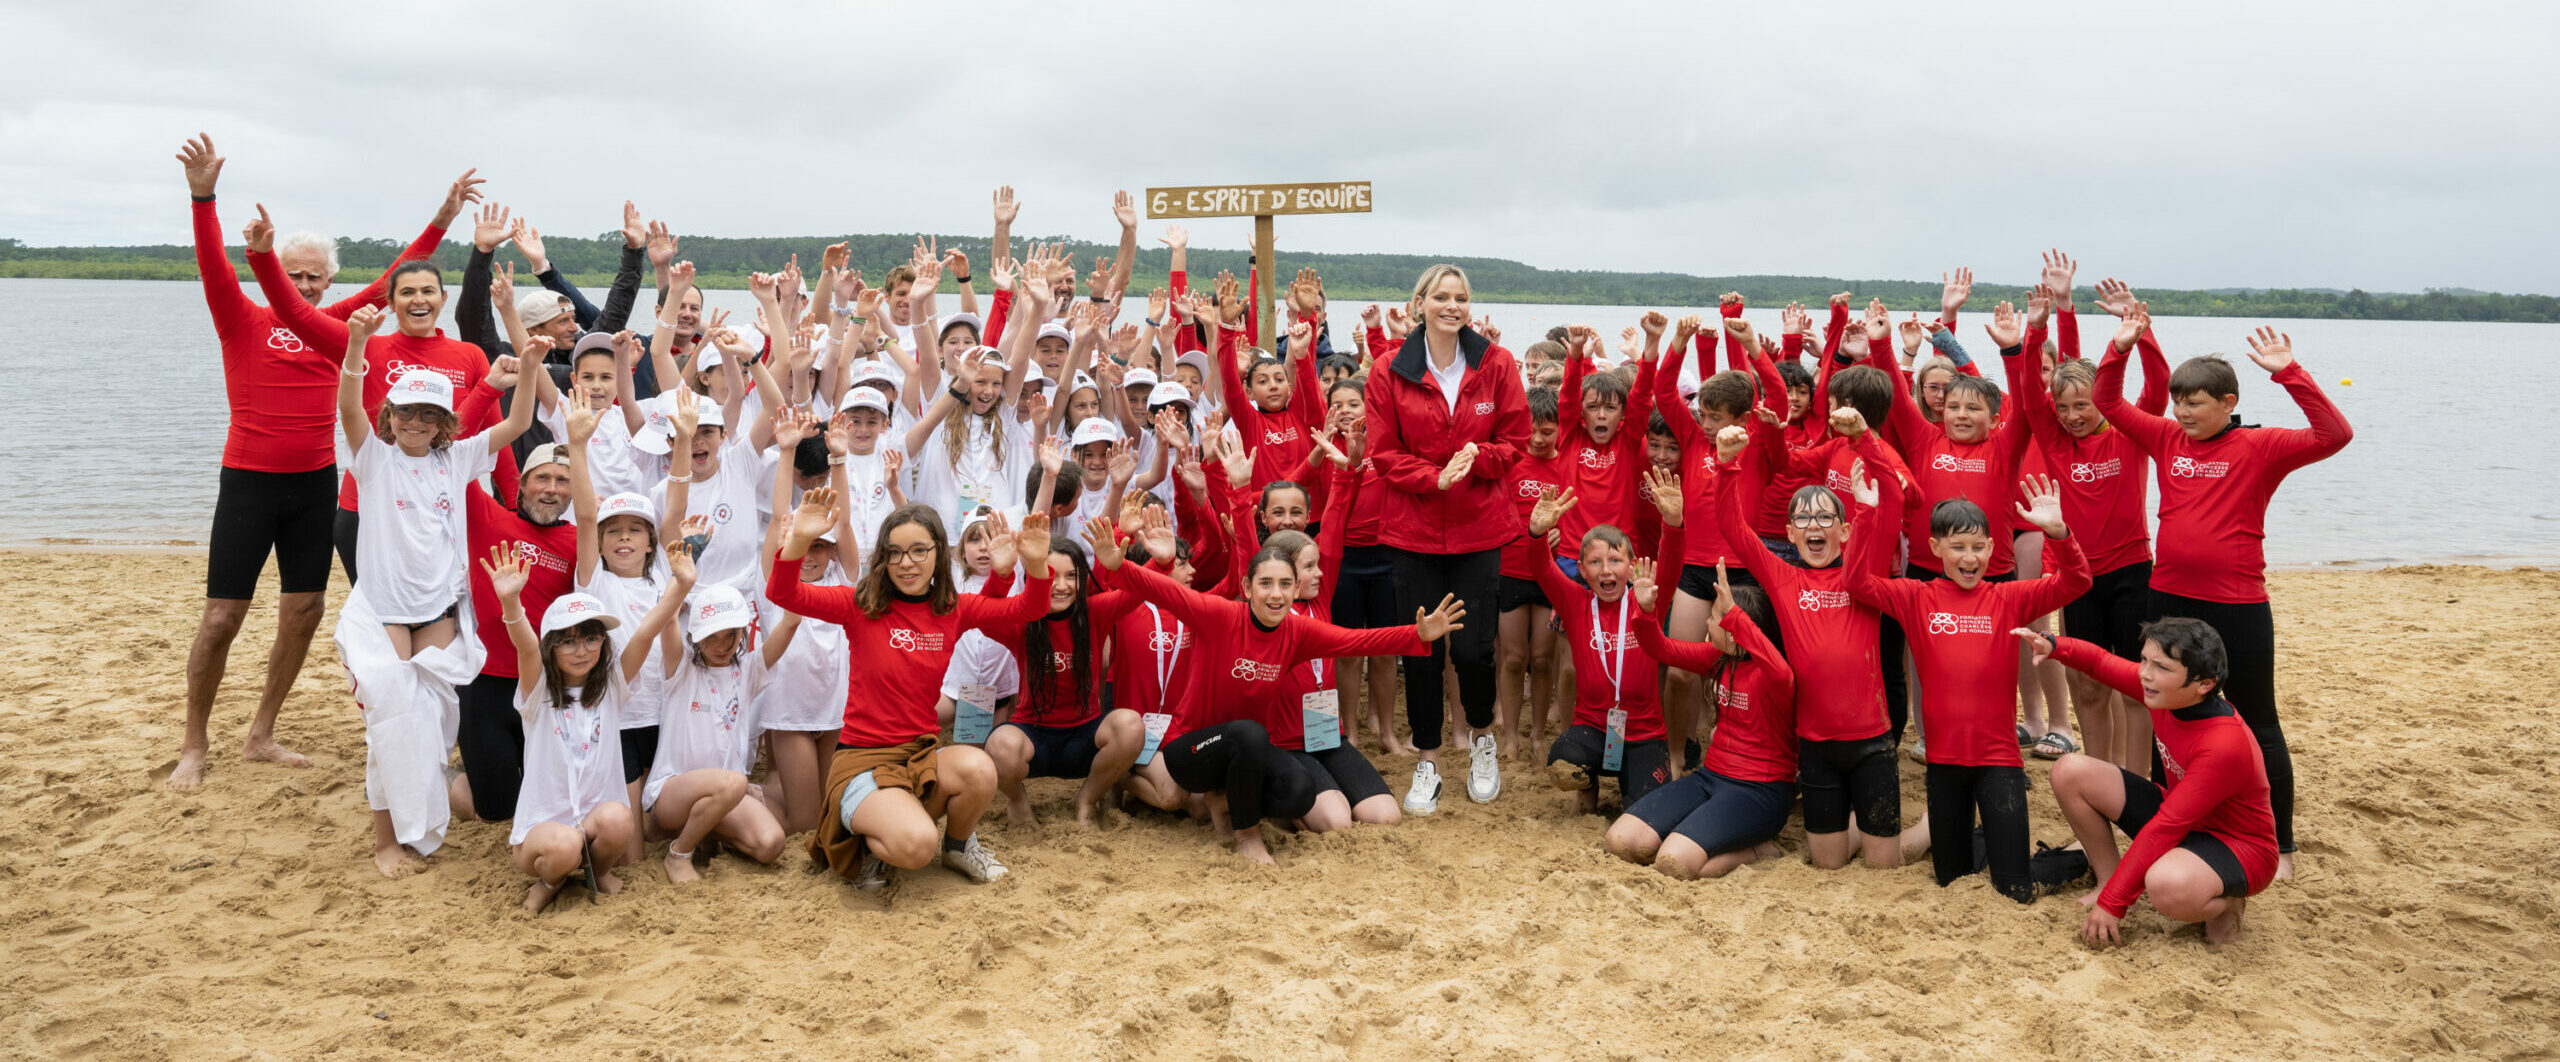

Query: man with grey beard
[[449, 440, 582, 823]]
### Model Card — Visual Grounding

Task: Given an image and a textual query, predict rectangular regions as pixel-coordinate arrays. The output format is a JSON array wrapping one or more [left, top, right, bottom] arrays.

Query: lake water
[[5, 277, 2556, 567]]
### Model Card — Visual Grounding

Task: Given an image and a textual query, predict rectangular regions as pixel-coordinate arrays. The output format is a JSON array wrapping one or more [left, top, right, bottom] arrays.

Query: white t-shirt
[[579, 565, 669, 729], [583, 401, 654, 502], [940, 571, 1022, 703], [838, 448, 899, 555], [912, 408, 1027, 537], [510, 674, 627, 846], [350, 433, 497, 623], [645, 648, 767, 809], [756, 569, 851, 733], [650, 435, 773, 598]]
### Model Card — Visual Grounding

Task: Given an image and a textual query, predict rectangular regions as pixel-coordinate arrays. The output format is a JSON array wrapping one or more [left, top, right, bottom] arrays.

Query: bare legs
[[649, 768, 785, 883], [174, 591, 322, 790], [1601, 816, 1779, 880], [512, 802, 637, 911]]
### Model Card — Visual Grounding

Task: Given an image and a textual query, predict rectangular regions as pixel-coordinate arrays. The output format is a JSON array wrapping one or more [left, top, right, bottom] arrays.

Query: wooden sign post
[[1145, 181, 1372, 352]]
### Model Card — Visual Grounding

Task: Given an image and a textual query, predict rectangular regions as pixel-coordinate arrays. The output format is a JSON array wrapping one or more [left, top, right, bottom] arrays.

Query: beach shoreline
[[3, 551, 2554, 1058]]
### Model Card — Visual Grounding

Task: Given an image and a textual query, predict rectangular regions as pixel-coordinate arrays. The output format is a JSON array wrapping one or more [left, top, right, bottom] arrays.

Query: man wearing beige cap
[[449, 441, 581, 823]]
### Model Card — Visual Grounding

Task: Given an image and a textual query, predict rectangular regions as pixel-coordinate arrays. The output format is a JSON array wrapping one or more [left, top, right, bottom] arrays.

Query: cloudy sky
[[3, 1, 2552, 294]]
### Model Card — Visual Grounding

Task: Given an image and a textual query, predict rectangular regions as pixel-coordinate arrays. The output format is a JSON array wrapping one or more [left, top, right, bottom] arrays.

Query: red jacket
[[1361, 328, 1532, 554]]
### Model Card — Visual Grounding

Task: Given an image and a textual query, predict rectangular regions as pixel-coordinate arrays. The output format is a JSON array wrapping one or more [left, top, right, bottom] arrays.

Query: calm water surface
[[4, 278, 2553, 567]]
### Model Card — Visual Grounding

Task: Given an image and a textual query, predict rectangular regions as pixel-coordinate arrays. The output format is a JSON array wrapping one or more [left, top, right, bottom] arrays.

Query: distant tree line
[[3, 234, 2552, 323]]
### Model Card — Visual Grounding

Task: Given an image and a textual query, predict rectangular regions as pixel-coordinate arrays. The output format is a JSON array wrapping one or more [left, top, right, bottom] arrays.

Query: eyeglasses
[[1788, 512, 1841, 529], [878, 545, 939, 566], [388, 405, 442, 421]]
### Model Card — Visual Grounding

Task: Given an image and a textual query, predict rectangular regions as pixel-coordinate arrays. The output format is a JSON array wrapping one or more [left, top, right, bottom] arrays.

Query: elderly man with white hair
[[170, 132, 481, 792]]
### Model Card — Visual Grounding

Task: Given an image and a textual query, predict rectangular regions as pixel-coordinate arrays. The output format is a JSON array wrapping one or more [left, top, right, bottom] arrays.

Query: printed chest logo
[[1578, 449, 1617, 472], [1473, 401, 1495, 415], [1796, 589, 1851, 611], [1229, 658, 1283, 682], [1925, 611, 1996, 635], [711, 503, 735, 524], [1146, 629, 1192, 653], [266, 328, 308, 354], [2168, 456, 2231, 479], [886, 627, 946, 653], [1586, 628, 1635, 653], [1515, 479, 1557, 499], [1715, 684, 1752, 712], [1264, 426, 1299, 445], [1930, 453, 1987, 474], [2156, 738, 2187, 780], [512, 539, 571, 573], [2069, 458, 2122, 484]]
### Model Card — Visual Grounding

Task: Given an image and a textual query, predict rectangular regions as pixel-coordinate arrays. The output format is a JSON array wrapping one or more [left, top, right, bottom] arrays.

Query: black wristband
[[191, 193, 215, 203], [954, 275, 972, 284], [947, 385, 970, 403]]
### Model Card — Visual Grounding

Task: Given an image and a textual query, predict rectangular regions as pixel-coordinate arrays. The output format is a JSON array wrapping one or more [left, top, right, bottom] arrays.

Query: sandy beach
[[3, 548, 2554, 1060]]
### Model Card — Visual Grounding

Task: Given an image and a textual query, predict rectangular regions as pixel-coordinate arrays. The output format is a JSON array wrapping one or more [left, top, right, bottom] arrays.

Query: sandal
[[577, 839, 600, 905], [2031, 731, 2078, 760], [2015, 723, 2035, 748]]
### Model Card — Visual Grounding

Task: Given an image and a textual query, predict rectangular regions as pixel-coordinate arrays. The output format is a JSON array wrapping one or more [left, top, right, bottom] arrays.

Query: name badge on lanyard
[[1137, 605, 1181, 765], [1594, 595, 1629, 772], [1299, 653, 1340, 752], [953, 683, 997, 745]]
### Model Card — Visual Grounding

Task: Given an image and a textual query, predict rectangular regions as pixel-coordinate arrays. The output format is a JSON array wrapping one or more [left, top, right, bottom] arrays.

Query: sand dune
[[3, 550, 2554, 1059]]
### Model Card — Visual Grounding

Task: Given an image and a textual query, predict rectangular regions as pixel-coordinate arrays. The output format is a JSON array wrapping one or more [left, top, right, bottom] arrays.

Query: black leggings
[[2148, 589, 2292, 852], [333, 507, 362, 586], [456, 672, 526, 822], [207, 466, 338, 599], [1924, 762, 2033, 904], [1878, 614, 1910, 747], [1389, 546, 1500, 750], [1161, 720, 1318, 830]]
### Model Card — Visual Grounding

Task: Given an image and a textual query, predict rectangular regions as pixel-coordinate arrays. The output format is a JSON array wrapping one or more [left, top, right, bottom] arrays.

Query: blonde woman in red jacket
[[1360, 264, 1532, 814]]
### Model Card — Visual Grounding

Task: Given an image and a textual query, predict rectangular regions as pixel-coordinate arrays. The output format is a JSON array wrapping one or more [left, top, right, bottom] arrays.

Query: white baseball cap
[[1070, 371, 1098, 395], [540, 593, 621, 636], [1070, 417, 1123, 449], [385, 369, 455, 412], [598, 492, 658, 529], [1035, 323, 1073, 346], [695, 346, 725, 371], [937, 312, 984, 342], [522, 442, 571, 473], [1021, 365, 1054, 392], [847, 360, 901, 391], [1147, 382, 1194, 409], [1123, 367, 1159, 390], [685, 584, 755, 639], [632, 396, 676, 455], [1678, 375, 1702, 400], [570, 332, 617, 360], [839, 388, 891, 416], [1173, 350, 1210, 378], [693, 401, 727, 430]]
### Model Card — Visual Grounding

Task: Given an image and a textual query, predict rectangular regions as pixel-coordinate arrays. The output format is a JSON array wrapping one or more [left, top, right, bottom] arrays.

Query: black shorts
[[619, 725, 659, 785], [1547, 724, 1671, 808], [1497, 575, 1550, 613], [456, 673, 526, 821], [1677, 562, 1761, 602], [1008, 716, 1103, 780], [207, 466, 339, 598], [1798, 735, 1900, 836], [1292, 744, 1393, 805], [1627, 767, 1795, 855], [2063, 561, 2153, 660], [1331, 546, 1402, 630], [2111, 766, 2250, 898]]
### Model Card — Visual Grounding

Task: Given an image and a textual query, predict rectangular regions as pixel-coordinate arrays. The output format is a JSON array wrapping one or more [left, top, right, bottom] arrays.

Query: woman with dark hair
[[1361, 264, 1531, 814], [764, 494, 1055, 891]]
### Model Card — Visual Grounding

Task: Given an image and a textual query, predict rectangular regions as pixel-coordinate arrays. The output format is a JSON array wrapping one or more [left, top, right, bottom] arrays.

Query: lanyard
[[1296, 601, 1324, 687], [1145, 604, 1184, 709], [1590, 593, 1629, 710]]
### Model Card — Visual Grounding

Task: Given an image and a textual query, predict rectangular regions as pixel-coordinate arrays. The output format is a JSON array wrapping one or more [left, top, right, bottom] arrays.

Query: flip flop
[[2015, 723, 2035, 747], [578, 838, 600, 905], [2030, 732, 2079, 760]]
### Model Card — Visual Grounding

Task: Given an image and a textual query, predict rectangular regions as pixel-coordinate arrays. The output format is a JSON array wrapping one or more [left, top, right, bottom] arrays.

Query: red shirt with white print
[[763, 549, 1053, 748]]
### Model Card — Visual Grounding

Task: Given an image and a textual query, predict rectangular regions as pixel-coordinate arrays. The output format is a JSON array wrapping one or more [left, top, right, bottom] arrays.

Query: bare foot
[[1235, 835, 1276, 865], [523, 878, 563, 913], [374, 843, 424, 880], [2205, 896, 2247, 945], [241, 735, 310, 768], [1379, 737, 1412, 757], [167, 747, 209, 791], [1073, 799, 1100, 828], [595, 869, 624, 895], [1004, 797, 1039, 831], [663, 850, 702, 884], [2274, 852, 2294, 882], [1752, 841, 1783, 863]]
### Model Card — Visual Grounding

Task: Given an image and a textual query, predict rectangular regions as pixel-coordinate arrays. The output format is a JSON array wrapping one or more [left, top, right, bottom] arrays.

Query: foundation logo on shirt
[[2156, 738, 2187, 780], [265, 327, 308, 354], [1714, 684, 1752, 712], [1925, 611, 1996, 636], [711, 503, 735, 524], [1516, 479, 1557, 499], [886, 627, 947, 653], [1930, 453, 1987, 474], [2069, 458, 2123, 484], [1262, 425, 1300, 446], [1146, 628, 1192, 653], [1229, 658, 1283, 682], [2168, 456, 2231, 479], [1586, 628, 1636, 653], [1796, 589, 1852, 612], [1578, 448, 1617, 472], [1473, 401, 1495, 415]]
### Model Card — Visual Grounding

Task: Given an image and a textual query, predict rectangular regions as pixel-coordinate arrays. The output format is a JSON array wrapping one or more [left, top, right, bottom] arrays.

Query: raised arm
[[1108, 191, 1138, 302], [587, 204, 651, 334], [2243, 328, 2355, 473], [337, 307, 384, 456], [177, 135, 255, 334], [623, 538, 699, 682], [479, 546, 546, 702], [243, 205, 350, 354], [322, 166, 477, 319], [566, 399, 602, 584], [2092, 303, 2178, 455]]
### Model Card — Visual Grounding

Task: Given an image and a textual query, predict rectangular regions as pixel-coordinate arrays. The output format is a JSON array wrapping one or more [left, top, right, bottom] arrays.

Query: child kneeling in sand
[[487, 547, 681, 912], [2018, 620, 2277, 947]]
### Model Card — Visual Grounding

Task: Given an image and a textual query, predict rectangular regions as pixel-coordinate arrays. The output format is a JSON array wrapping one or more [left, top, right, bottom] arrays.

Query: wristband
[[344, 362, 368, 378], [665, 472, 691, 484], [501, 612, 526, 626], [656, 317, 682, 332], [1088, 295, 1109, 304], [954, 275, 971, 284], [1145, 318, 1162, 327], [827, 454, 847, 467], [947, 386, 970, 403]]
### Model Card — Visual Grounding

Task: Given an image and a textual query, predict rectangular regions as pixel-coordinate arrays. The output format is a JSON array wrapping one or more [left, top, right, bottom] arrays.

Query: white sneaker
[[1467, 735, 1502, 804], [1402, 761, 1441, 816], [941, 834, 1008, 883], [1906, 738, 1928, 764]]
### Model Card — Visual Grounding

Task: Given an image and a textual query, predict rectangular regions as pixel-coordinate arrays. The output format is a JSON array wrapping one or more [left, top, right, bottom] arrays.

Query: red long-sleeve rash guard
[[1638, 606, 1798, 784], [764, 548, 1053, 748], [2051, 637, 2279, 915], [1846, 474, 2091, 767], [1536, 521, 1684, 742], [1107, 562, 1424, 740], [2015, 322, 2173, 575], [193, 198, 448, 473], [1714, 455, 1890, 743], [2095, 351, 2352, 604], [1552, 354, 1655, 558], [1879, 335, 2036, 578]]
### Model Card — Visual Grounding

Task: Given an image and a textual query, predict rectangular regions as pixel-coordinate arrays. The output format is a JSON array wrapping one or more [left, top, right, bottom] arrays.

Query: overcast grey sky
[[3, 1, 2552, 294]]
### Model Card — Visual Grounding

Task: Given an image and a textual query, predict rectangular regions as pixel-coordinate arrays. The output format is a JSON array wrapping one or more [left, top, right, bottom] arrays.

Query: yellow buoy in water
[[2339, 378, 2353, 387]]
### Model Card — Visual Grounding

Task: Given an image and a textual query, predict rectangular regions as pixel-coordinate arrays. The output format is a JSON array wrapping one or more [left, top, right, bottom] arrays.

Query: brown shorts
[[809, 736, 943, 879]]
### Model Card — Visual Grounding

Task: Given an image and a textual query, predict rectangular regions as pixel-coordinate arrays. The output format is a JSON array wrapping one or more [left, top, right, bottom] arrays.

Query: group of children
[[181, 135, 2350, 947]]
